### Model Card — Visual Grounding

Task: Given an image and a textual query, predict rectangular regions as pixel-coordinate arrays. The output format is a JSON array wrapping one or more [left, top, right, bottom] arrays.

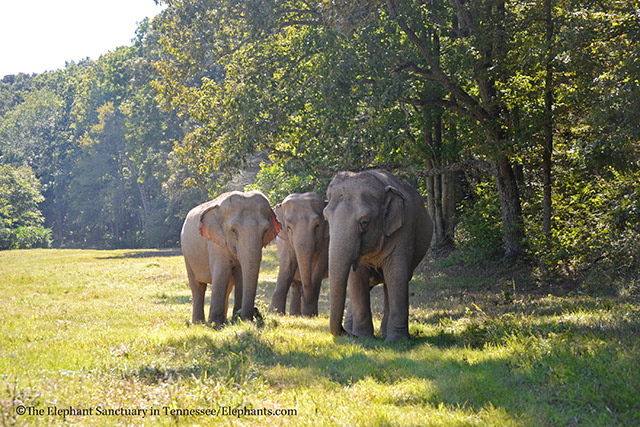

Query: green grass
[[1, 248, 639, 426]]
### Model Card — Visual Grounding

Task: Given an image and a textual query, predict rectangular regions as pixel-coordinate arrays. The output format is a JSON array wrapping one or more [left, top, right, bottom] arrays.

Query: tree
[[0, 20, 191, 249], [0, 86, 73, 243], [154, 0, 531, 259], [0, 164, 52, 249]]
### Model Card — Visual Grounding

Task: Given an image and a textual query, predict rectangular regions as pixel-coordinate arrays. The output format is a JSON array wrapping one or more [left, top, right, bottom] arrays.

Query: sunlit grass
[[1, 247, 638, 425]]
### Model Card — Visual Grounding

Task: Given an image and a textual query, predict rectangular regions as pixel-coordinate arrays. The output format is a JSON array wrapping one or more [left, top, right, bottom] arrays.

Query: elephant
[[323, 169, 433, 342], [180, 191, 281, 326], [269, 192, 329, 316]]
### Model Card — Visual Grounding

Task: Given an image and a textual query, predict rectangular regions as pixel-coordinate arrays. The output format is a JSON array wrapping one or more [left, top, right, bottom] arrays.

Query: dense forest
[[1, 1, 638, 290]]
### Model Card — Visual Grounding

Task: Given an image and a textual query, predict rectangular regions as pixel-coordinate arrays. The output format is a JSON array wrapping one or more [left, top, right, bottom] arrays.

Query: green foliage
[[455, 181, 504, 261], [0, 0, 638, 283], [0, 164, 44, 228], [557, 1, 640, 173], [0, 164, 52, 250], [149, 0, 640, 271], [8, 226, 53, 250], [245, 161, 321, 204], [0, 87, 67, 175], [0, 21, 189, 249]]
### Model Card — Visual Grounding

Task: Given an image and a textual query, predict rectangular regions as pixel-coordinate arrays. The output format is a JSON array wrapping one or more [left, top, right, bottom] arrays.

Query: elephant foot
[[231, 309, 244, 323], [268, 304, 285, 315], [351, 330, 375, 340], [208, 320, 226, 330], [331, 326, 351, 337], [231, 307, 265, 328], [350, 320, 374, 339], [206, 311, 226, 329], [385, 331, 411, 342]]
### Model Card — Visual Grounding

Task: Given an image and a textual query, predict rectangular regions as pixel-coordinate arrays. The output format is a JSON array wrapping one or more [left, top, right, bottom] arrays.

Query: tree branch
[[372, 160, 496, 177], [385, 0, 491, 123], [260, 142, 337, 175]]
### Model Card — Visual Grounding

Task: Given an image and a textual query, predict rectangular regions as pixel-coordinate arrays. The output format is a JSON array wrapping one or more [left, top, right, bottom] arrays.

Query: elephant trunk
[[293, 232, 315, 316], [328, 222, 360, 336], [238, 235, 263, 321]]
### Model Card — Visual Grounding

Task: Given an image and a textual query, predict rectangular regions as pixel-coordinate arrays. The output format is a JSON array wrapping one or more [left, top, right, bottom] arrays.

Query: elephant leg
[[232, 266, 243, 315], [348, 267, 374, 338], [383, 262, 411, 342], [186, 261, 206, 324], [270, 250, 297, 314], [380, 283, 389, 338], [301, 265, 324, 317], [344, 300, 354, 333], [208, 261, 232, 328], [289, 280, 302, 315]]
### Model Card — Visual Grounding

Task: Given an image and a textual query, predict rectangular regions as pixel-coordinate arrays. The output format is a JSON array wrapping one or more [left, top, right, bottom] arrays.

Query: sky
[[0, 0, 166, 78]]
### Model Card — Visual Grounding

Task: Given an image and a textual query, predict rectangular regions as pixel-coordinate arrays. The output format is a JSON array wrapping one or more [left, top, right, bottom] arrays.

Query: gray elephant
[[180, 191, 281, 326], [323, 169, 433, 342], [269, 192, 329, 316]]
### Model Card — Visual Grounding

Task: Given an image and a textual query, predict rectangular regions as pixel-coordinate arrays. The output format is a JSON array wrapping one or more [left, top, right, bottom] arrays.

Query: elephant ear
[[323, 200, 330, 240], [274, 203, 288, 240], [383, 186, 405, 236], [199, 205, 226, 248], [263, 208, 282, 247]]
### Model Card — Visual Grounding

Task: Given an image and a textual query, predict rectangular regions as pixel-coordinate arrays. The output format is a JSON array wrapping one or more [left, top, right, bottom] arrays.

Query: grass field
[[1, 247, 639, 426]]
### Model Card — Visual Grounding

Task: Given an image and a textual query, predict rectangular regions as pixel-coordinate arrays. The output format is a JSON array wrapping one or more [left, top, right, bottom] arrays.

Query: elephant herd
[[180, 169, 434, 342]]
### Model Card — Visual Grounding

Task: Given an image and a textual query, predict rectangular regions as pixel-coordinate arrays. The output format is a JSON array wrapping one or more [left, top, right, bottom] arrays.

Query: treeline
[[0, 20, 207, 249], [1, 1, 639, 291]]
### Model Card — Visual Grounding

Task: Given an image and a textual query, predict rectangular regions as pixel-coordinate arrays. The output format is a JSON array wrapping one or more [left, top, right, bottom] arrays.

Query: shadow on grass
[[124, 288, 640, 425], [125, 327, 531, 420], [97, 249, 182, 259], [154, 294, 191, 305]]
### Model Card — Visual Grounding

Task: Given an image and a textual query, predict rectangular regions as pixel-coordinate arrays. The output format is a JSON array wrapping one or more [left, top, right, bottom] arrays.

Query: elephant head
[[198, 191, 280, 321], [323, 171, 411, 338]]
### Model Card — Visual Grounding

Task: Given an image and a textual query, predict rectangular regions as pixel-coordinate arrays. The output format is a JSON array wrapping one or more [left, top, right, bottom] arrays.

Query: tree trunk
[[423, 106, 456, 251], [426, 168, 436, 237], [543, 0, 554, 238], [494, 155, 524, 261], [136, 179, 150, 241], [442, 171, 457, 242], [388, 0, 523, 261]]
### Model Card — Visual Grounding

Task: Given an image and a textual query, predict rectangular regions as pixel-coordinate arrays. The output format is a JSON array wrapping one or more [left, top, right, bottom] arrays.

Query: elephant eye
[[359, 219, 369, 232]]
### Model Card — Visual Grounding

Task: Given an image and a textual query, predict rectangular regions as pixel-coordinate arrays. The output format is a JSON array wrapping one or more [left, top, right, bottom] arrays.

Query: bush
[[0, 164, 51, 250], [527, 165, 640, 290], [455, 182, 504, 262], [0, 227, 11, 249], [1, 226, 53, 250]]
